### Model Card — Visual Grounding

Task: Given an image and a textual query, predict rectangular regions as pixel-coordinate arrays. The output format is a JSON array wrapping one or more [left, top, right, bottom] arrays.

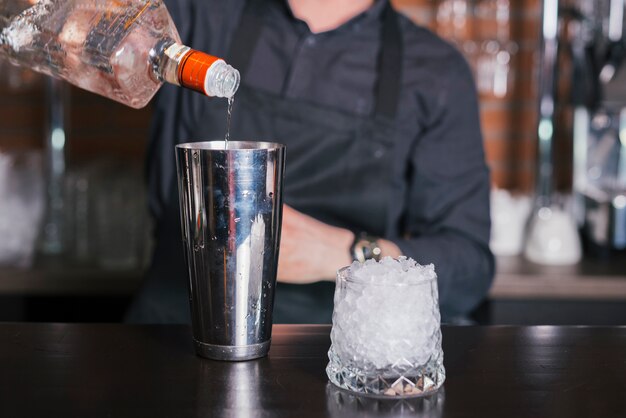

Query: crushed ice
[[347, 256, 437, 285], [332, 256, 441, 369]]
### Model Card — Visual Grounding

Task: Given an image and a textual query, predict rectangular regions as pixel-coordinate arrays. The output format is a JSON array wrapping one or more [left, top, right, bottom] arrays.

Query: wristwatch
[[350, 233, 382, 263]]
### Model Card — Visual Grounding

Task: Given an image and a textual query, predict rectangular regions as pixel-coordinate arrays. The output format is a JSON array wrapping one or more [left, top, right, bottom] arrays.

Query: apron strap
[[375, 4, 403, 120], [228, 0, 403, 119]]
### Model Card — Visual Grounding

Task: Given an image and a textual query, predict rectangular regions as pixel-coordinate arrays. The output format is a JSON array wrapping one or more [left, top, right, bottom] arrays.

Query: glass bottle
[[0, 0, 240, 108]]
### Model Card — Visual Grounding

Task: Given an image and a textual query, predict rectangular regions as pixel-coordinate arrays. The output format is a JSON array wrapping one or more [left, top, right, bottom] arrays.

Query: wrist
[[325, 228, 354, 280]]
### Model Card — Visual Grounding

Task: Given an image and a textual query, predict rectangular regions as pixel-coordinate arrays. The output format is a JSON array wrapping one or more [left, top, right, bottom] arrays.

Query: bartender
[[126, 0, 494, 324]]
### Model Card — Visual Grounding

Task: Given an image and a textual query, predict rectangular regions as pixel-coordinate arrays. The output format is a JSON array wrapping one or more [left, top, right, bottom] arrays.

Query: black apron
[[127, 1, 403, 324]]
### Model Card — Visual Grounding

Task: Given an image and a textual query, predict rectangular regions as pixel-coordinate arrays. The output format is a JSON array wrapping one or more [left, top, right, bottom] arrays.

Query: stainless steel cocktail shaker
[[176, 141, 285, 360]]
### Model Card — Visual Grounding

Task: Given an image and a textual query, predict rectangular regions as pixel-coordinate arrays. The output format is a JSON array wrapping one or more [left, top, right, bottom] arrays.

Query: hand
[[276, 205, 404, 284], [277, 205, 354, 284]]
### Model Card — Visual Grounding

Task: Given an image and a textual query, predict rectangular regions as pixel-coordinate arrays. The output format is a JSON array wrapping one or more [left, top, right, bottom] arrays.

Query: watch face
[[371, 245, 382, 260], [353, 236, 381, 262]]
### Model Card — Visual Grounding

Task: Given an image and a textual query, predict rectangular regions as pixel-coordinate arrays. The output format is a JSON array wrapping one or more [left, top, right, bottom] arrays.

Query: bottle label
[[177, 50, 221, 96], [84, 1, 154, 73]]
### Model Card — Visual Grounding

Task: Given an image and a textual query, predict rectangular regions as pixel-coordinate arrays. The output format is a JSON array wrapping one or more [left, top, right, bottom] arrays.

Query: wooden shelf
[[491, 255, 626, 300], [0, 257, 144, 296]]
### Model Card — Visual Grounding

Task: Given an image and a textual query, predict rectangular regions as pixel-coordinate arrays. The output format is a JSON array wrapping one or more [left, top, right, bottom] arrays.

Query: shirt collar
[[360, 0, 388, 22]]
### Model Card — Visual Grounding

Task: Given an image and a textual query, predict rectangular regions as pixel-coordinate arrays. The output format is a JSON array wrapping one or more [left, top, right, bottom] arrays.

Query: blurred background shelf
[[0, 263, 143, 296], [0, 257, 144, 323], [1, 255, 626, 324], [491, 255, 626, 300], [480, 255, 626, 326], [1, 255, 625, 299]]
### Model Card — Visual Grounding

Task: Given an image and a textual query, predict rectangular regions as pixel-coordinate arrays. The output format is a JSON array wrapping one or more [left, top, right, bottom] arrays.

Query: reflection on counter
[[325, 383, 444, 418], [196, 359, 263, 418]]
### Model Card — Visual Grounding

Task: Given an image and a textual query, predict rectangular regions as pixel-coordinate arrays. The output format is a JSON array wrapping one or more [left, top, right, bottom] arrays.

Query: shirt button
[[305, 36, 316, 46]]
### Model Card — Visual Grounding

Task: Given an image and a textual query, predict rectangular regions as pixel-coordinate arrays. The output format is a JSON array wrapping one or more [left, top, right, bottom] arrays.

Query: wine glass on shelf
[[474, 0, 518, 98], [436, 0, 480, 73]]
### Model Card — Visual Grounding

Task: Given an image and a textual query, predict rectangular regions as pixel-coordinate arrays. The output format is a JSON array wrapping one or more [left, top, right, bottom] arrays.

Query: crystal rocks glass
[[326, 257, 445, 398]]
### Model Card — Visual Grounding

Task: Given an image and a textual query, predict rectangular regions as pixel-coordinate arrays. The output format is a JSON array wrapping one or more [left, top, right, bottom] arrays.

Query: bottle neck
[[152, 41, 239, 98], [151, 41, 191, 87]]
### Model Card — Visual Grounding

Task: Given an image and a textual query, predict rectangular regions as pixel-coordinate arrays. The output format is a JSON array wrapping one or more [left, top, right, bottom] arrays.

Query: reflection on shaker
[[326, 384, 445, 418]]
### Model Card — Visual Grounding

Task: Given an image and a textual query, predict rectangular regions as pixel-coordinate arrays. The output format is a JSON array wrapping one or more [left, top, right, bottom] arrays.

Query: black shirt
[[146, 0, 494, 320]]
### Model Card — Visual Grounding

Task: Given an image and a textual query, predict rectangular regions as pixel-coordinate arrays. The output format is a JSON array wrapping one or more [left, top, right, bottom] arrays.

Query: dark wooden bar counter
[[1, 324, 625, 417]]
